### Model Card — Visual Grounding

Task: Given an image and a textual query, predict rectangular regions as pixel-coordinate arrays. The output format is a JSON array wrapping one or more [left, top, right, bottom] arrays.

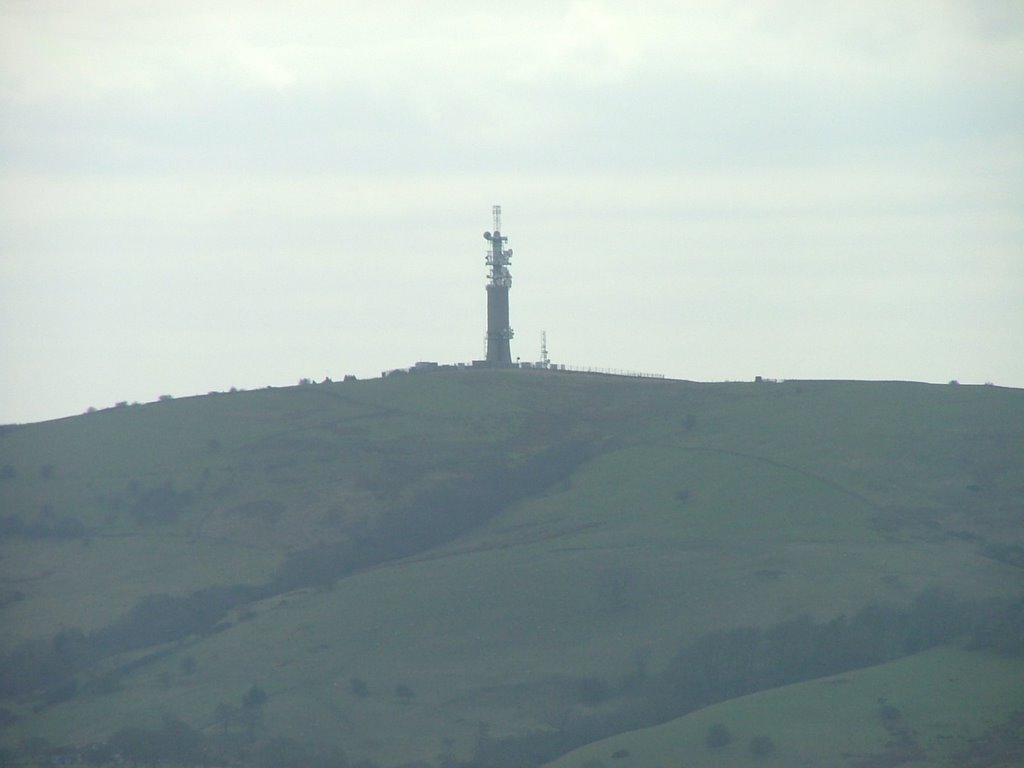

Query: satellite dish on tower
[[484, 231, 492, 240]]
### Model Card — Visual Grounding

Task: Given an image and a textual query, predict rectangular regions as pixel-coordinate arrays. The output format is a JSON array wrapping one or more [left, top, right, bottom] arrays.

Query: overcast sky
[[2, 1, 1022, 424]]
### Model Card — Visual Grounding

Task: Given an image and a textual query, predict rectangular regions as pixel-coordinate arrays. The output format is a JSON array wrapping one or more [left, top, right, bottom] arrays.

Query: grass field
[[1, 370, 1022, 766]]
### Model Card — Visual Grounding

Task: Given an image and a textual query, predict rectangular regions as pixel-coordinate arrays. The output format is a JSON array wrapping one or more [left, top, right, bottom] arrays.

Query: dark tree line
[[0, 514, 86, 539], [651, 587, 989, 716], [65, 705, 357, 767], [0, 585, 262, 698]]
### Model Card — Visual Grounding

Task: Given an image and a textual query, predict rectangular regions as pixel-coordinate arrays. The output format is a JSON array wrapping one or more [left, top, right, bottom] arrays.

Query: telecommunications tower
[[483, 205, 514, 365]]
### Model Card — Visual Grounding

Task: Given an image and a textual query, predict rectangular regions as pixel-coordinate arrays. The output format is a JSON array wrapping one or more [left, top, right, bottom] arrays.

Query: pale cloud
[[6, 2, 1021, 100], [1, 1, 1022, 422]]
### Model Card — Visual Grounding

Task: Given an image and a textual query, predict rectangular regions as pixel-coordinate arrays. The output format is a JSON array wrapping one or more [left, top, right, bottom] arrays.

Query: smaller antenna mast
[[492, 204, 502, 233], [540, 331, 550, 367]]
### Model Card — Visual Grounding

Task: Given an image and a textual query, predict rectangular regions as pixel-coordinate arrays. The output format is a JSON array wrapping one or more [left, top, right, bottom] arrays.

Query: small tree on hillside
[[241, 684, 268, 741], [349, 677, 369, 698]]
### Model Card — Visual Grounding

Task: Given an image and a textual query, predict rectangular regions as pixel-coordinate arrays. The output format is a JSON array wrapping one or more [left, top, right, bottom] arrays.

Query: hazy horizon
[[3, 1, 1022, 424]]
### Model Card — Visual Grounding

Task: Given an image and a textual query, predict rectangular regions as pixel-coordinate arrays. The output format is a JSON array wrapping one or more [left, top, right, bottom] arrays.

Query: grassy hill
[[1, 370, 1022, 766]]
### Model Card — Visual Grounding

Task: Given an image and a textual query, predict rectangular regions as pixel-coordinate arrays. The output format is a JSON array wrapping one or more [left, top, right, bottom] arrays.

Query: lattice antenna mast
[[484, 205, 512, 290], [540, 331, 550, 366]]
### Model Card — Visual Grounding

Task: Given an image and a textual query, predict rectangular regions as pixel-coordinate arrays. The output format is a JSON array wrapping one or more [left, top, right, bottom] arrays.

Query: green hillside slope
[[543, 645, 1024, 768], [1, 371, 1022, 767]]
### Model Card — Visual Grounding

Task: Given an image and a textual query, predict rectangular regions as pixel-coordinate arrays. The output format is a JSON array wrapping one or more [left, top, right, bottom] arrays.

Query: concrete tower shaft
[[483, 205, 513, 364]]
